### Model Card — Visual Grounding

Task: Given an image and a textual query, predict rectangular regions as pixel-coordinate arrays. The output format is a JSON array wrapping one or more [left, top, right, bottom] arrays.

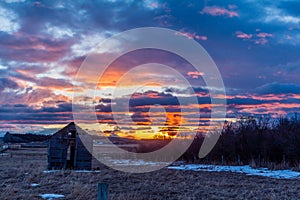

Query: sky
[[0, 0, 300, 137]]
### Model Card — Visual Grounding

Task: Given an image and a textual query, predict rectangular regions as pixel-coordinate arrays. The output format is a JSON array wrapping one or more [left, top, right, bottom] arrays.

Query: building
[[47, 122, 93, 170]]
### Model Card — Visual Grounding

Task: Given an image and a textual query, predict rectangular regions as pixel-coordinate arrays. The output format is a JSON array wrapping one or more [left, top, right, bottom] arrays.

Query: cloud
[[36, 77, 73, 90], [0, 6, 20, 34], [129, 91, 180, 108], [187, 71, 204, 79], [176, 30, 207, 41], [102, 0, 134, 4], [254, 82, 300, 95], [4, 0, 26, 3], [254, 32, 273, 45], [273, 60, 300, 75], [131, 112, 151, 125], [0, 65, 8, 70], [43, 23, 75, 39], [0, 103, 73, 125], [143, 0, 166, 10], [264, 7, 300, 24], [164, 86, 209, 97], [70, 32, 118, 57], [0, 88, 69, 105], [257, 32, 273, 38], [236, 31, 252, 39], [235, 31, 273, 45], [245, 2, 300, 25], [200, 6, 238, 18], [0, 78, 18, 91], [3, 0, 25, 3], [0, 33, 72, 63]]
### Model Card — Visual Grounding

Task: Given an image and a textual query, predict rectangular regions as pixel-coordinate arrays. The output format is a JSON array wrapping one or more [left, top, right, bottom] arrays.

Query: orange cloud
[[233, 103, 300, 115]]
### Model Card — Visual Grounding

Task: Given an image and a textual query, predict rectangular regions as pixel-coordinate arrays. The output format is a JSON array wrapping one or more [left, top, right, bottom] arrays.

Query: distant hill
[[3, 132, 51, 143]]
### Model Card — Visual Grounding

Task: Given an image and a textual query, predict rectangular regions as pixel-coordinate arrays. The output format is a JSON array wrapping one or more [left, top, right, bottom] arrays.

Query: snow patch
[[168, 164, 300, 179], [109, 159, 167, 166], [73, 170, 101, 173], [43, 170, 100, 173], [40, 194, 65, 199], [30, 183, 39, 187], [43, 170, 60, 173]]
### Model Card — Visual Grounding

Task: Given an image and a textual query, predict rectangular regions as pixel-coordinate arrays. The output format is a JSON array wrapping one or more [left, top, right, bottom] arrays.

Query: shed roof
[[52, 122, 88, 137]]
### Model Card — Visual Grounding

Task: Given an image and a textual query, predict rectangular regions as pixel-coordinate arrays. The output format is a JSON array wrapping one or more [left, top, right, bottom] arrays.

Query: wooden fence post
[[98, 183, 108, 200]]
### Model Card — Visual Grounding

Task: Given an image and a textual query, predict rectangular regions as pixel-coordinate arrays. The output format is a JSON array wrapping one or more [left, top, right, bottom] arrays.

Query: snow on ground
[[168, 164, 300, 179], [43, 170, 60, 173], [73, 170, 101, 172], [43, 170, 101, 173], [108, 159, 168, 166], [40, 194, 65, 199], [30, 183, 39, 187]]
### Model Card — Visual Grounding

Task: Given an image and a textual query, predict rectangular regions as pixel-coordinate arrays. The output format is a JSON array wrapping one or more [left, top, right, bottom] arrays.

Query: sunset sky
[[0, 0, 300, 137]]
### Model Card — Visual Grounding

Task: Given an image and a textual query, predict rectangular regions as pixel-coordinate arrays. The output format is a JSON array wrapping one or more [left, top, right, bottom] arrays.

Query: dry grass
[[1, 148, 300, 199]]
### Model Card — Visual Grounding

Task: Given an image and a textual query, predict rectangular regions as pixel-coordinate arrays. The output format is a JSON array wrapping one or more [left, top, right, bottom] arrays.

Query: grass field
[[1, 148, 300, 200]]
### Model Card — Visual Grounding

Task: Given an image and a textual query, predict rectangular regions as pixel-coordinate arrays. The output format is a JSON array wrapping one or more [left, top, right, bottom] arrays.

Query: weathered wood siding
[[74, 136, 92, 170], [48, 137, 68, 169]]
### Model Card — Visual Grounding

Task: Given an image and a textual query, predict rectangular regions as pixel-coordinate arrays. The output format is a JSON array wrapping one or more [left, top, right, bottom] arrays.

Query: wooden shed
[[47, 122, 93, 170]]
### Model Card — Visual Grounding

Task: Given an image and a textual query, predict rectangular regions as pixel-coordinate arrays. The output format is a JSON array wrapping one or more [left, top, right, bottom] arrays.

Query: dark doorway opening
[[67, 131, 76, 169]]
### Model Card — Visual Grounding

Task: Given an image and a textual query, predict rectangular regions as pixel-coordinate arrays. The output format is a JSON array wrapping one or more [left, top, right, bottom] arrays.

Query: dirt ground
[[0, 148, 300, 200]]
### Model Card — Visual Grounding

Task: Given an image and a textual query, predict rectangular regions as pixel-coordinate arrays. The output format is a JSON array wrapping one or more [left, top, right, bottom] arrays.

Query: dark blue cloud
[[254, 82, 300, 95], [0, 103, 73, 124], [0, 78, 18, 91]]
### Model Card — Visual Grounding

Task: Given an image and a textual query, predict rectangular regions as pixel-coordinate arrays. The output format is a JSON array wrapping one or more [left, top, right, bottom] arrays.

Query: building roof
[[52, 122, 88, 138]]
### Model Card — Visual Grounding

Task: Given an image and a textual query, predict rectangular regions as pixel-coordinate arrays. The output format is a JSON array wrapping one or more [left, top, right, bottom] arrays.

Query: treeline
[[3, 132, 51, 143], [183, 114, 300, 168]]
